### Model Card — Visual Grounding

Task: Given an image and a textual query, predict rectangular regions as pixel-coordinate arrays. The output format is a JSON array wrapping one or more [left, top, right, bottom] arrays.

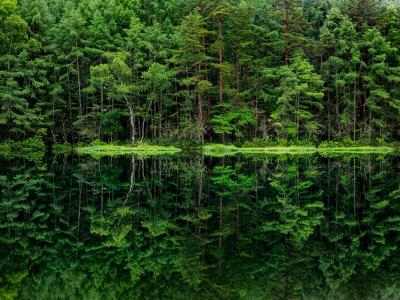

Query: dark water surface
[[1, 153, 400, 299]]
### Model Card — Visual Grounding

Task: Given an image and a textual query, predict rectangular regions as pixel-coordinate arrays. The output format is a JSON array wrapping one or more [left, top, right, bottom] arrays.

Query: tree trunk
[[100, 81, 104, 112], [236, 60, 240, 92], [218, 15, 224, 107], [328, 86, 331, 141], [194, 43, 204, 144], [284, 1, 289, 65], [335, 69, 340, 136], [129, 106, 135, 143], [296, 94, 299, 142], [76, 39, 83, 117], [218, 15, 225, 143], [159, 94, 163, 139], [353, 81, 357, 141], [200, 1, 212, 137]]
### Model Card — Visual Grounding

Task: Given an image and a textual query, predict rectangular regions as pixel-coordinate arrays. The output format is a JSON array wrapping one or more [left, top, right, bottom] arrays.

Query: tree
[[212, 103, 256, 140], [360, 28, 399, 141], [273, 0, 311, 65], [1, 0, 400, 144], [320, 8, 360, 140], [0, 0, 40, 139], [91, 52, 140, 143], [141, 63, 173, 139], [170, 10, 212, 143], [272, 53, 324, 142]]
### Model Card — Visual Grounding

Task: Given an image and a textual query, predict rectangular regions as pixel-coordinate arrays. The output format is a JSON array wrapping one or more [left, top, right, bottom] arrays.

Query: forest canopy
[[1, 0, 400, 145]]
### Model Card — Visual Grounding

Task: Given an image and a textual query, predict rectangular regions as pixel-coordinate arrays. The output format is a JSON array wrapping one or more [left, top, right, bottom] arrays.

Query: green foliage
[[212, 103, 256, 139], [0, 137, 44, 151], [272, 53, 324, 142], [77, 142, 181, 157], [100, 109, 123, 136], [0, 0, 400, 146]]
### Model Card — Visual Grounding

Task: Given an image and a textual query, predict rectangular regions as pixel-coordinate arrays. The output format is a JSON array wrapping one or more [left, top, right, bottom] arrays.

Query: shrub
[[89, 139, 107, 146]]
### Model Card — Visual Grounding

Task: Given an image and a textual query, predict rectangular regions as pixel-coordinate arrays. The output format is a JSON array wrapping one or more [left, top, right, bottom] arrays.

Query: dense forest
[[1, 0, 400, 145]]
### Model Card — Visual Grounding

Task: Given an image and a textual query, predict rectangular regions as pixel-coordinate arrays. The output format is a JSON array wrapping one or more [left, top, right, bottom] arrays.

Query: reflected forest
[[1, 154, 400, 299]]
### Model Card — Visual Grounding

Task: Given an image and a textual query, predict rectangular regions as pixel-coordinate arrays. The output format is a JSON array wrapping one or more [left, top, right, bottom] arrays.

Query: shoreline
[[0, 142, 398, 157], [200, 144, 395, 154], [75, 144, 397, 156], [75, 144, 182, 157]]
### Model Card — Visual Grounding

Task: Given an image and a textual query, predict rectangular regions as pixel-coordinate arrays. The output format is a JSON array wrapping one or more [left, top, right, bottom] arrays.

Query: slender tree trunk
[[368, 107, 372, 143], [194, 43, 204, 143], [218, 15, 225, 143], [67, 71, 72, 119], [76, 39, 83, 117], [353, 81, 357, 141], [335, 70, 340, 136], [198, 91, 204, 144], [244, 66, 248, 91], [200, 1, 212, 138], [296, 94, 299, 142], [159, 94, 163, 139], [76, 59, 82, 116], [236, 59, 240, 92], [100, 81, 104, 112], [359, 64, 365, 120], [218, 15, 224, 108], [129, 106, 135, 143], [328, 86, 331, 141], [284, 1, 289, 66]]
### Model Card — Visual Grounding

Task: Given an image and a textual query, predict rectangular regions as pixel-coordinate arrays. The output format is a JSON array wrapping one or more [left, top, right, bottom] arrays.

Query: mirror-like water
[[1, 153, 400, 299]]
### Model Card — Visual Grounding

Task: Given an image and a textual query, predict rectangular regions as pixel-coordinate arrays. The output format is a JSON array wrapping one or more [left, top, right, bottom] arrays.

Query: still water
[[1, 153, 400, 299]]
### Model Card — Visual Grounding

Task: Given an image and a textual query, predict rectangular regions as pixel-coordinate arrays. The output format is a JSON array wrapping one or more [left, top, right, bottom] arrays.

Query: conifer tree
[[272, 53, 324, 142]]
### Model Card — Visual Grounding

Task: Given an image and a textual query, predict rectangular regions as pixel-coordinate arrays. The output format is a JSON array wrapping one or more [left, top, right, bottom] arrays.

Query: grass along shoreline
[[201, 144, 396, 155], [0, 140, 398, 157], [76, 143, 396, 156], [76, 143, 182, 157]]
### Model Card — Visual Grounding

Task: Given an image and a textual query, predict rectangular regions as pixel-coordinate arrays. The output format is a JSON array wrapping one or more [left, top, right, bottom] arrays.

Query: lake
[[1, 153, 400, 299]]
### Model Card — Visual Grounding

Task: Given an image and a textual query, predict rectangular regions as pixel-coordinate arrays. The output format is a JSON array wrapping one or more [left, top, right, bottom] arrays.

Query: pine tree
[[0, 0, 39, 138], [360, 28, 398, 141], [170, 10, 212, 143], [273, 0, 311, 65], [141, 63, 173, 139], [320, 8, 360, 140], [272, 53, 324, 142]]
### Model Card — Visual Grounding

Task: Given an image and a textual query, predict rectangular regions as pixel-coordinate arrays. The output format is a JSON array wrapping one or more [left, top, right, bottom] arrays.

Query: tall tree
[[320, 8, 360, 140], [0, 0, 39, 139], [272, 53, 324, 142], [170, 10, 212, 143], [91, 52, 140, 143]]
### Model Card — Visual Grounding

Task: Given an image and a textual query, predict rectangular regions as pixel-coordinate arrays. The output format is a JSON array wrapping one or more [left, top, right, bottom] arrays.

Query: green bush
[[319, 141, 343, 148], [0, 137, 45, 151], [19, 137, 45, 150], [89, 139, 107, 146], [242, 138, 274, 148]]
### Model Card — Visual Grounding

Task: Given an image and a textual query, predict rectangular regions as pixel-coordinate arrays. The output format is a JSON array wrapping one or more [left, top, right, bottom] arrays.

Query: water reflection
[[0, 154, 400, 299]]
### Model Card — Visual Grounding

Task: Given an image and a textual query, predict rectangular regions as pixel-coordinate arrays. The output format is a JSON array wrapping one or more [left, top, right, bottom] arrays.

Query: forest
[[1, 0, 400, 147]]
